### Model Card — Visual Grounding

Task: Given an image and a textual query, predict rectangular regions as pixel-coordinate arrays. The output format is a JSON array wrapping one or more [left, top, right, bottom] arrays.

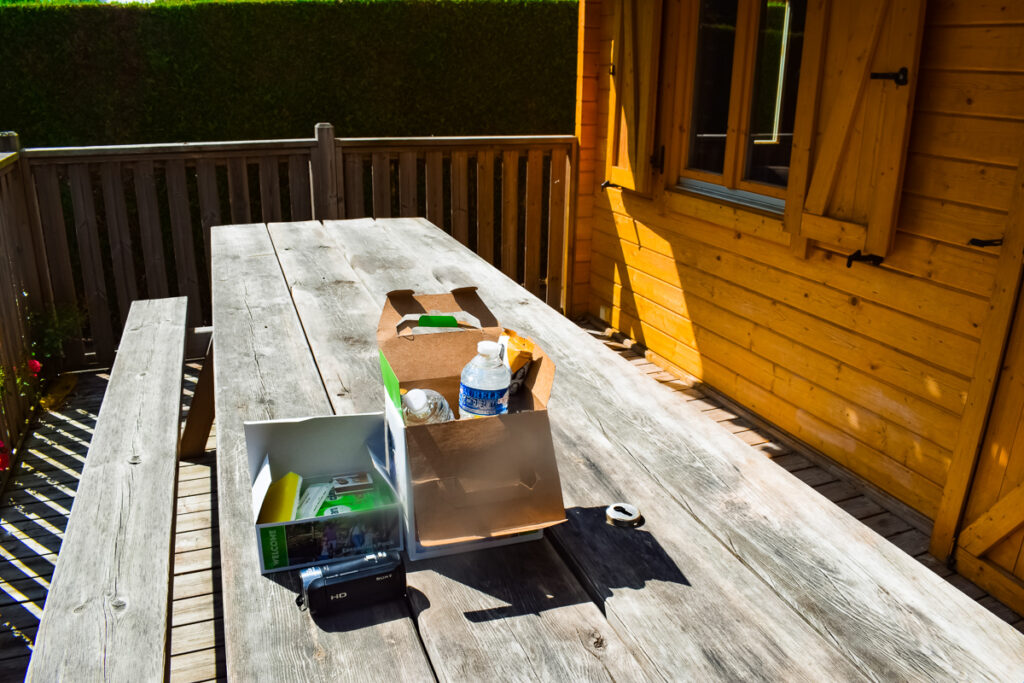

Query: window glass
[[687, 0, 738, 174], [745, 0, 806, 186]]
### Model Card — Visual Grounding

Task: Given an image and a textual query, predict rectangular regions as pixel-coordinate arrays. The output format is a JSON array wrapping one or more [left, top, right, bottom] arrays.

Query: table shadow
[[405, 505, 688, 623]]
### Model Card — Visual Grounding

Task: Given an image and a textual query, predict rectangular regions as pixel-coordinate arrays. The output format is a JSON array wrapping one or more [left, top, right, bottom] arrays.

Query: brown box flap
[[377, 288, 502, 384], [406, 410, 566, 546]]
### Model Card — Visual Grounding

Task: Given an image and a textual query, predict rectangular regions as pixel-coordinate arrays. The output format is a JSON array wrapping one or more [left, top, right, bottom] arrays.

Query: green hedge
[[0, 1, 577, 147]]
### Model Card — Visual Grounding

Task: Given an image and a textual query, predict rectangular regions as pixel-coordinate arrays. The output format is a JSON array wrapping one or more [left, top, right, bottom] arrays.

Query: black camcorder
[[296, 551, 405, 616]]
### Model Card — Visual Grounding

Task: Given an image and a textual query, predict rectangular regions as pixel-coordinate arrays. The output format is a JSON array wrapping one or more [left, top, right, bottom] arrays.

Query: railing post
[[0, 131, 19, 153], [312, 123, 339, 220]]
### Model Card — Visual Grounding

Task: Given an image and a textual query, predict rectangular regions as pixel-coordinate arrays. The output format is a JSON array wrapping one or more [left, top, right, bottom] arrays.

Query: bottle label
[[459, 384, 509, 417]]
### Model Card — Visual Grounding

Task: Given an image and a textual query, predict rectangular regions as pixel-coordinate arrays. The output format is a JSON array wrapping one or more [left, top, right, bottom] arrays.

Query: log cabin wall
[[575, 0, 1024, 519]]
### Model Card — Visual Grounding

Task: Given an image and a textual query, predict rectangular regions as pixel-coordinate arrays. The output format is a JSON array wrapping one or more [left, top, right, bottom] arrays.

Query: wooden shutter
[[785, 0, 926, 257], [605, 0, 663, 194]]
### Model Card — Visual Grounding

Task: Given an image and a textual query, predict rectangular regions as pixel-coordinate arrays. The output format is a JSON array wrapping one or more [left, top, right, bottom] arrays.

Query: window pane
[[745, 0, 806, 187], [688, 0, 738, 175]]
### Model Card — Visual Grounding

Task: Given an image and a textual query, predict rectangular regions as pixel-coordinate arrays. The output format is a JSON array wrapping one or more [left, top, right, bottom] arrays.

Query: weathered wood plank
[[312, 123, 338, 221], [196, 159, 221, 270], [451, 150, 469, 245], [501, 150, 519, 280], [326, 218, 868, 680], [398, 151, 417, 218], [425, 151, 444, 227], [258, 156, 282, 223], [133, 160, 171, 299], [288, 155, 312, 221], [333, 217, 1024, 680], [476, 150, 495, 264], [524, 149, 544, 295], [371, 152, 391, 218], [67, 164, 115, 362], [226, 158, 251, 224], [166, 159, 203, 327], [100, 162, 138, 327], [30, 165, 85, 364], [343, 154, 365, 219], [210, 222, 432, 681], [546, 147, 568, 309], [278, 220, 647, 680], [26, 297, 187, 682]]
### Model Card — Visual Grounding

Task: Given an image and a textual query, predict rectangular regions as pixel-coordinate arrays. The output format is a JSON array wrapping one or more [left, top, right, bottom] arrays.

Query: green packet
[[317, 483, 396, 517]]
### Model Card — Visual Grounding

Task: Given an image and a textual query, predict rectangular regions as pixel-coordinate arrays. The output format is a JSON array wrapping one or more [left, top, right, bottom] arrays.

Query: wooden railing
[[0, 141, 51, 461], [11, 124, 576, 367]]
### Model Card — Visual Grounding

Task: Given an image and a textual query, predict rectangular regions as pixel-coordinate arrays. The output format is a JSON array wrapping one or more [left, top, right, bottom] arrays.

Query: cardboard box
[[245, 413, 403, 574], [377, 287, 566, 560]]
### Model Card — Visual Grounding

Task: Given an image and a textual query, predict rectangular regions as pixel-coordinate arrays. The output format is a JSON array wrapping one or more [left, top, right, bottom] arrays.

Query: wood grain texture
[[258, 156, 282, 223], [34, 165, 85, 365], [524, 149, 543, 295], [68, 163, 115, 362], [398, 151, 418, 218], [425, 151, 444, 227], [343, 154, 365, 219], [288, 155, 312, 221], [227, 158, 251, 224], [476, 150, 495, 264], [333, 217, 1024, 680], [546, 147, 568, 309], [26, 297, 187, 682], [312, 123, 337, 221], [371, 152, 391, 218], [210, 223, 432, 681], [133, 160, 170, 299], [284, 219, 651, 681], [166, 159, 203, 327], [501, 151, 519, 280], [100, 162, 138, 326], [327, 218, 867, 680], [451, 151, 469, 245]]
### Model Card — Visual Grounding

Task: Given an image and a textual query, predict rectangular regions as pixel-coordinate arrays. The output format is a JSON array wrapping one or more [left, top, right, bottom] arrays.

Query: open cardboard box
[[244, 413, 403, 573], [377, 287, 566, 561]]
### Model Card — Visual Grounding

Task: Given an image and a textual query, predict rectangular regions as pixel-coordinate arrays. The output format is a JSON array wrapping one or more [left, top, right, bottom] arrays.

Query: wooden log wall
[[12, 129, 576, 367], [577, 0, 1024, 518]]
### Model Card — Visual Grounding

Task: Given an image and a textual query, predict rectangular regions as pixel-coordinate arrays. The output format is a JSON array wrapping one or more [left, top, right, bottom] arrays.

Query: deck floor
[[1, 332, 1021, 680]]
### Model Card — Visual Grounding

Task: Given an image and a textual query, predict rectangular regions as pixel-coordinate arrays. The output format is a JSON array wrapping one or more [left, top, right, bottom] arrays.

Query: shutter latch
[[870, 67, 908, 86], [601, 180, 623, 190], [846, 250, 885, 268], [968, 237, 1003, 248]]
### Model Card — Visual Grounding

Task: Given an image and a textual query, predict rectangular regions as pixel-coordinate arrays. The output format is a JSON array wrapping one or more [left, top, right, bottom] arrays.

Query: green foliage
[[0, 1, 577, 147], [27, 306, 84, 361]]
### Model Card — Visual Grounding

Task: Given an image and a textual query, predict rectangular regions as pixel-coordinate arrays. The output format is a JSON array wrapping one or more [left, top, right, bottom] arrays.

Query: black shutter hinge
[[846, 250, 885, 268], [601, 180, 622, 190], [650, 145, 665, 174], [870, 66, 909, 86], [968, 237, 1003, 248]]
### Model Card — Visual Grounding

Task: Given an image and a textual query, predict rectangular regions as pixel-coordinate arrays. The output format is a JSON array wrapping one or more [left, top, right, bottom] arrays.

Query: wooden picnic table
[[211, 218, 1024, 682]]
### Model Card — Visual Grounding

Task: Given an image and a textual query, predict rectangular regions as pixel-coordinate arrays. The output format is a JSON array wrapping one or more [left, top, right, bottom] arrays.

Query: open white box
[[244, 413, 403, 574]]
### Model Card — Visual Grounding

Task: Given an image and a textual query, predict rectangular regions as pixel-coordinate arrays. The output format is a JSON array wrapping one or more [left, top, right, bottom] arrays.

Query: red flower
[[0, 442, 8, 472], [27, 360, 41, 377]]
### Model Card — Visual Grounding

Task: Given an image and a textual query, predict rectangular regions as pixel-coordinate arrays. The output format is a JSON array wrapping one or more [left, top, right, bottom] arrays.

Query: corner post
[[312, 123, 339, 220]]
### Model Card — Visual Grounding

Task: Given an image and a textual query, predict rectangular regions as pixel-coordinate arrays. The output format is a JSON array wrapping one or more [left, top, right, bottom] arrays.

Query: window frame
[[671, 0, 802, 203]]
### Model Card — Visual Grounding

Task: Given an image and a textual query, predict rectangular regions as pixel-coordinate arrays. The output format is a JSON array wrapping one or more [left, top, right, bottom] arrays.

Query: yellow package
[[503, 329, 535, 395]]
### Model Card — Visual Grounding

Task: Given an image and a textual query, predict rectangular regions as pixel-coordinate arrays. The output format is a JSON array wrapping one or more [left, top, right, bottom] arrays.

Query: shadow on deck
[[1, 331, 1021, 681]]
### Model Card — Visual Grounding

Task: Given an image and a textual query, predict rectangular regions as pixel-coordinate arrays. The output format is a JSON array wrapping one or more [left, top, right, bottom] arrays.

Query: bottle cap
[[403, 389, 427, 412], [477, 340, 500, 357]]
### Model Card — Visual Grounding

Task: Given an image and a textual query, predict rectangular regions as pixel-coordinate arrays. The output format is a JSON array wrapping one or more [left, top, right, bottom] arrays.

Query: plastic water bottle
[[402, 389, 454, 425], [459, 340, 512, 419]]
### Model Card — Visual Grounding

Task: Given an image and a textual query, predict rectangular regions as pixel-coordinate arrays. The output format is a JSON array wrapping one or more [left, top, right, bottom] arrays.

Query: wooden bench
[[26, 297, 188, 681]]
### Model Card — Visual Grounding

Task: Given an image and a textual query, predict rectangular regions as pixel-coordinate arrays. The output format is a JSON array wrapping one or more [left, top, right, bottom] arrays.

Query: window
[[601, 0, 926, 258], [682, 0, 807, 202]]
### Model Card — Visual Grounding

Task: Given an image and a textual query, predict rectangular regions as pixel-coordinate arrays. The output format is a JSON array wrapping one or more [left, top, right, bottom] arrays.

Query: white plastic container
[[458, 340, 512, 418], [402, 388, 454, 425]]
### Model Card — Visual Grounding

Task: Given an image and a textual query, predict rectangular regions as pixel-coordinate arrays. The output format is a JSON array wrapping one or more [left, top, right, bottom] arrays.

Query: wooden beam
[[958, 481, 1024, 557], [931, 152, 1024, 561]]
